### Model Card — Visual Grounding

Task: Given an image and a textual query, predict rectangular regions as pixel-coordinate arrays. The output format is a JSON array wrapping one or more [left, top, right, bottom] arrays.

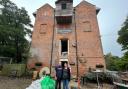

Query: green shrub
[[2, 64, 26, 77]]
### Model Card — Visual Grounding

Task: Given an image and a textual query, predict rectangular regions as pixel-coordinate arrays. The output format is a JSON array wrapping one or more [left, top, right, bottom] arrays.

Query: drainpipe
[[74, 8, 79, 79], [50, 10, 55, 75]]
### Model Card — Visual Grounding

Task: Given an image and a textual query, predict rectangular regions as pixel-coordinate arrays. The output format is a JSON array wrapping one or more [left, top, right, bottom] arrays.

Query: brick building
[[28, 0, 105, 77]]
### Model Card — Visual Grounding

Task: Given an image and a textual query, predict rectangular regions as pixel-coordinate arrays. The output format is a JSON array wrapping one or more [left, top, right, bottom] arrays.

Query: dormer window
[[61, 3, 67, 9]]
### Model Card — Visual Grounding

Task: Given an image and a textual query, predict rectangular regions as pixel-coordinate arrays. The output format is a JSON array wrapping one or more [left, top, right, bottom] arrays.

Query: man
[[55, 62, 63, 89]]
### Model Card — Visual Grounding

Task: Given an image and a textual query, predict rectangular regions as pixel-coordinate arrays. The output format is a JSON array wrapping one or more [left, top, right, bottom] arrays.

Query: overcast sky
[[10, 0, 128, 57]]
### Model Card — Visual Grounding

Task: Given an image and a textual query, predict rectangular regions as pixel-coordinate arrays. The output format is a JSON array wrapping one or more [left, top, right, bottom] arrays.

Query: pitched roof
[[33, 3, 54, 17], [75, 0, 100, 14], [75, 0, 95, 8], [38, 3, 54, 10]]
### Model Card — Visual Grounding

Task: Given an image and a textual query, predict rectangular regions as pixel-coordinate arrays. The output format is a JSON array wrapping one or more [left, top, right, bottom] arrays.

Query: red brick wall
[[28, 1, 105, 77], [28, 4, 54, 69], [75, 1, 105, 76]]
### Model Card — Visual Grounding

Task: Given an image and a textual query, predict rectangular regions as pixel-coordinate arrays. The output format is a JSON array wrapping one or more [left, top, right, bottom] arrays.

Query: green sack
[[40, 76, 55, 89]]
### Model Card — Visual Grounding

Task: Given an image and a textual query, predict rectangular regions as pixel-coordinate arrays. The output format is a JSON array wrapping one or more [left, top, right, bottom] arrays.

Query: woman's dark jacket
[[62, 67, 71, 81]]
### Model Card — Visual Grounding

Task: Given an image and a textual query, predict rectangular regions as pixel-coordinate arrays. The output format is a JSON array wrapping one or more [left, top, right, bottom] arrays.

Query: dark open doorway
[[61, 61, 68, 68], [61, 39, 68, 54]]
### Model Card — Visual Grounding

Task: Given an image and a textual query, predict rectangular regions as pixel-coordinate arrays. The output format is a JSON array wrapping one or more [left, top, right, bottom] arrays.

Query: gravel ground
[[0, 76, 32, 89], [0, 76, 113, 89]]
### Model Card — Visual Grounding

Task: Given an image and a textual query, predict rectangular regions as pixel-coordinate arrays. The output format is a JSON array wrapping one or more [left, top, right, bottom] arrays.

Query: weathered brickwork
[[28, 4, 54, 68], [28, 1, 105, 77]]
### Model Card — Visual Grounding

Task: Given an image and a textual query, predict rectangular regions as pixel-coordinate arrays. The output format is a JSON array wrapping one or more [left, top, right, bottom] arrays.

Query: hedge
[[2, 64, 26, 77]]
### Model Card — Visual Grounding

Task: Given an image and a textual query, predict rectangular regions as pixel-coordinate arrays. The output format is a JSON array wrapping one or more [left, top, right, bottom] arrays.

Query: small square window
[[40, 24, 47, 34], [83, 21, 91, 32], [61, 3, 67, 9]]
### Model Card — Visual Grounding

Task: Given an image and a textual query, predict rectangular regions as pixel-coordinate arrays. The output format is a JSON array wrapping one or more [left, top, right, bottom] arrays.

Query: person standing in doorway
[[55, 62, 63, 89], [62, 62, 71, 89]]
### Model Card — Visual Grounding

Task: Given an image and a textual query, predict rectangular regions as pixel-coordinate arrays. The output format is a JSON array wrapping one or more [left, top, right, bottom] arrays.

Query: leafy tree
[[0, 0, 32, 63], [117, 16, 128, 52], [105, 53, 128, 71], [119, 53, 128, 71], [117, 16, 128, 71], [105, 53, 120, 71]]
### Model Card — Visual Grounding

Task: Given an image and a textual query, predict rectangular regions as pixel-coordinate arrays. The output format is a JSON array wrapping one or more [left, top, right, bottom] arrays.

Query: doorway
[[60, 58, 68, 68], [61, 61, 68, 68], [61, 39, 68, 56]]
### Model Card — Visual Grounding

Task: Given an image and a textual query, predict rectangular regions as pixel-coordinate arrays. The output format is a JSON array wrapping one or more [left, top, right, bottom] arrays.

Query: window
[[40, 24, 47, 34], [61, 39, 68, 53], [61, 3, 67, 9], [60, 39, 69, 58], [83, 21, 91, 32]]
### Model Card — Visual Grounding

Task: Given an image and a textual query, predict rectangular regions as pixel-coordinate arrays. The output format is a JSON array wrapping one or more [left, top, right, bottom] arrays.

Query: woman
[[62, 62, 71, 89]]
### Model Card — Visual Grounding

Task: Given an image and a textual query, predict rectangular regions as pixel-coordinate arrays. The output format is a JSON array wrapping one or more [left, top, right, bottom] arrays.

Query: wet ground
[[0, 76, 113, 89]]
